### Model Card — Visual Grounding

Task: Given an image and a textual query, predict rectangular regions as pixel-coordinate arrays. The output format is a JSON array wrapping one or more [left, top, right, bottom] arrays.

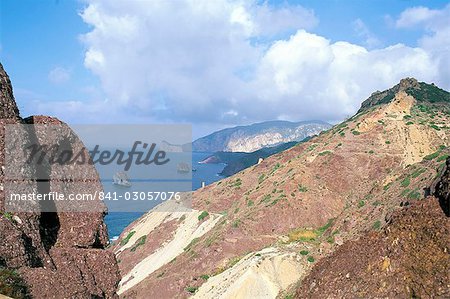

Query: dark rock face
[[433, 158, 450, 216], [295, 198, 450, 298], [0, 64, 20, 119], [0, 64, 119, 298]]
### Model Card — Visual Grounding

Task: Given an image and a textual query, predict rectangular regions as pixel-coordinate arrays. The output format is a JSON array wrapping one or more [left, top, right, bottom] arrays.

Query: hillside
[[192, 120, 330, 152], [113, 78, 450, 298], [200, 141, 300, 177]]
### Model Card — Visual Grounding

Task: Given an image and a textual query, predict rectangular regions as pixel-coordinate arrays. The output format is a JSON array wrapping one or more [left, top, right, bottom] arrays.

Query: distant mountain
[[192, 120, 331, 152], [201, 139, 311, 177]]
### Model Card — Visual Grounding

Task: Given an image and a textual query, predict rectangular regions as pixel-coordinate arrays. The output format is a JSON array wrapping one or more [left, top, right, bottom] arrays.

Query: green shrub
[[130, 235, 147, 252], [298, 184, 308, 192], [299, 250, 309, 256], [437, 154, 449, 162], [373, 220, 381, 230], [318, 151, 331, 156], [307, 256, 315, 263], [352, 130, 360, 135], [411, 168, 426, 178], [385, 140, 391, 144], [0, 267, 29, 299], [401, 177, 411, 188], [120, 231, 136, 246], [424, 151, 441, 161], [258, 174, 266, 184], [430, 124, 441, 131], [357, 200, 365, 208], [407, 190, 421, 200], [198, 211, 209, 221], [200, 274, 210, 280], [232, 220, 240, 228], [383, 182, 393, 191], [247, 199, 254, 207], [186, 286, 198, 294]]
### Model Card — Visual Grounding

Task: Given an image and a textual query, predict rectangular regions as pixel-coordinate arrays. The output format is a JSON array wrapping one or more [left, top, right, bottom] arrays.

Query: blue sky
[[1, 0, 449, 138]]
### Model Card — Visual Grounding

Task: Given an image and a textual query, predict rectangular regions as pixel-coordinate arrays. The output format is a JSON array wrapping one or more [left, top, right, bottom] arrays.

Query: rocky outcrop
[[0, 65, 19, 119], [433, 158, 449, 216], [192, 120, 330, 152], [295, 197, 449, 298], [359, 77, 450, 112], [0, 63, 119, 298]]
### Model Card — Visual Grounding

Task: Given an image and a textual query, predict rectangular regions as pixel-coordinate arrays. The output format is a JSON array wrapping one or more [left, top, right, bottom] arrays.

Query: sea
[[104, 152, 225, 240]]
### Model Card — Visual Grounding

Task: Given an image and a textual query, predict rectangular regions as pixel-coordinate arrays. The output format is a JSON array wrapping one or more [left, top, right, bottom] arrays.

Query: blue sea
[[104, 152, 225, 239]]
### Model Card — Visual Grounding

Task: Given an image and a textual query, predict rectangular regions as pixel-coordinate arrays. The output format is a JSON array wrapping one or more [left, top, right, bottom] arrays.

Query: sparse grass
[[372, 200, 382, 206], [186, 286, 198, 294], [424, 151, 440, 161], [247, 199, 254, 207], [373, 220, 381, 230], [231, 178, 242, 188], [2, 212, 12, 221], [184, 237, 200, 252], [298, 184, 308, 192], [288, 229, 317, 243], [401, 177, 411, 188], [232, 219, 240, 228], [120, 231, 136, 246], [260, 194, 272, 204], [383, 182, 393, 191], [130, 235, 147, 252], [411, 168, 426, 178], [318, 151, 331, 156], [198, 211, 209, 221], [258, 174, 265, 184], [270, 163, 281, 174], [437, 154, 449, 162], [407, 190, 421, 200]]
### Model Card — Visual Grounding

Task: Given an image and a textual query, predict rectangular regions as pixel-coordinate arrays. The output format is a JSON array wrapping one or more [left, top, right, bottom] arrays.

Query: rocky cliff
[[114, 78, 449, 298], [192, 120, 330, 152], [0, 63, 120, 298]]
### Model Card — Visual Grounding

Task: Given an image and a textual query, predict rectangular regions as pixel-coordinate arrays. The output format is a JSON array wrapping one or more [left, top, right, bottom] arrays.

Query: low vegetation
[[130, 235, 147, 252], [198, 211, 209, 221], [120, 231, 136, 246]]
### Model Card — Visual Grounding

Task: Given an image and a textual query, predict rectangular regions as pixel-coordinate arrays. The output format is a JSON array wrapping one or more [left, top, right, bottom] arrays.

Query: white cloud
[[395, 4, 450, 90], [48, 66, 71, 84], [78, 0, 450, 128], [352, 18, 381, 48], [395, 6, 441, 28]]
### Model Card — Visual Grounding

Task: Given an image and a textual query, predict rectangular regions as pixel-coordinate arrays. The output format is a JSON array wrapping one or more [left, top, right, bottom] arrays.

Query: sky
[[1, 0, 449, 138]]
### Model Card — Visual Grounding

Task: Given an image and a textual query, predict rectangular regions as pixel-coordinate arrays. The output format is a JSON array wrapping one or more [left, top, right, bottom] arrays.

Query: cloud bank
[[79, 0, 450, 126]]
